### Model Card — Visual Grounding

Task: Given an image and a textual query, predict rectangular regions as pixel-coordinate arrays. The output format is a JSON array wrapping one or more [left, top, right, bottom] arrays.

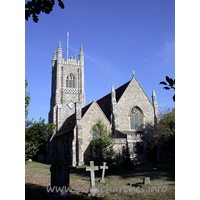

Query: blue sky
[[25, 0, 175, 122]]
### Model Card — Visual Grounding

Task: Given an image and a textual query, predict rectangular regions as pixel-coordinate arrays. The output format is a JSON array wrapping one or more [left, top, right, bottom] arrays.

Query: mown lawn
[[25, 161, 175, 200]]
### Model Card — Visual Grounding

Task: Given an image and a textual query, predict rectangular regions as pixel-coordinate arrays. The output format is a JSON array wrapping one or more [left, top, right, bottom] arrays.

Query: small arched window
[[130, 107, 143, 131], [66, 74, 75, 88]]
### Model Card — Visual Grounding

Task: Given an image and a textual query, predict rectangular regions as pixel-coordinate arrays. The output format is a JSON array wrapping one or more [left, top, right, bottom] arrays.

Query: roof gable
[[53, 103, 93, 138], [81, 101, 111, 125], [118, 76, 152, 106], [97, 81, 130, 122], [52, 77, 150, 138]]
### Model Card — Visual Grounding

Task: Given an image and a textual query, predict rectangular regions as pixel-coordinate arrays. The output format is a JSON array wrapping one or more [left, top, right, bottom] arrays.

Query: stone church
[[47, 41, 159, 166]]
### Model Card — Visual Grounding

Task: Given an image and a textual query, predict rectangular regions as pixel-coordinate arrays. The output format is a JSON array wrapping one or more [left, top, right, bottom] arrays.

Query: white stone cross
[[86, 161, 99, 188], [100, 162, 108, 183]]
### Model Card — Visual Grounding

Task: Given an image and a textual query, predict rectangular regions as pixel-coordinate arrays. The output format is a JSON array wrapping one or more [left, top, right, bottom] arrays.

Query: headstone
[[143, 177, 150, 184], [50, 158, 70, 197], [28, 159, 32, 162], [99, 162, 108, 183], [86, 161, 100, 196]]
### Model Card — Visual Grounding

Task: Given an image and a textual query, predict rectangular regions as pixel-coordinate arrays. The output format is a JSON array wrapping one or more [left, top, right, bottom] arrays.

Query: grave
[[143, 177, 150, 184], [50, 158, 70, 197], [99, 162, 108, 183], [86, 161, 100, 196]]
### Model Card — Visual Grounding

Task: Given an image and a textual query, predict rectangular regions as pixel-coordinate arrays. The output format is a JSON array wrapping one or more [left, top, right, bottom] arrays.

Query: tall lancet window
[[66, 74, 75, 88], [130, 107, 143, 131]]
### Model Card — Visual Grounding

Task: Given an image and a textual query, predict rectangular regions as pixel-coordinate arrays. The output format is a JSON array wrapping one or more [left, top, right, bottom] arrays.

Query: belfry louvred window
[[130, 107, 143, 131], [66, 74, 75, 88]]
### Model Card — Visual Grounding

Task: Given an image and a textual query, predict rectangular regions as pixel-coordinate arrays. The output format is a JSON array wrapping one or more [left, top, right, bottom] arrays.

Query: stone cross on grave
[[100, 162, 108, 183], [86, 161, 100, 196]]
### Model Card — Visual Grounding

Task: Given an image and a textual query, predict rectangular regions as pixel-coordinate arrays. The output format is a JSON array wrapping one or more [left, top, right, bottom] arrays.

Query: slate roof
[[54, 103, 92, 138], [96, 81, 130, 121], [53, 80, 130, 138]]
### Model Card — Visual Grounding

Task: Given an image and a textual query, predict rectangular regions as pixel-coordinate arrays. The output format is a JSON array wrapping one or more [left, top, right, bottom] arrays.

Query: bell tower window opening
[[66, 74, 75, 88], [130, 107, 143, 131]]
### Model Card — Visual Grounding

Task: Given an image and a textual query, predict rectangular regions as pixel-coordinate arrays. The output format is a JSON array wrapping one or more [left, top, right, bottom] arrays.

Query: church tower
[[48, 41, 85, 130]]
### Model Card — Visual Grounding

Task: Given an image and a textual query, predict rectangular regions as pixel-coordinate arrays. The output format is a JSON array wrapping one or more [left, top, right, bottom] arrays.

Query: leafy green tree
[[25, 118, 56, 160], [25, 0, 65, 23], [145, 108, 175, 162], [25, 78, 31, 120], [160, 76, 175, 102], [90, 119, 115, 166]]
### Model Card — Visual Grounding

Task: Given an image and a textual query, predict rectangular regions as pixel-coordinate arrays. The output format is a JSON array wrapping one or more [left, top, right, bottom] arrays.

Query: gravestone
[[86, 161, 100, 196], [143, 177, 150, 184], [50, 158, 70, 197], [99, 162, 108, 183]]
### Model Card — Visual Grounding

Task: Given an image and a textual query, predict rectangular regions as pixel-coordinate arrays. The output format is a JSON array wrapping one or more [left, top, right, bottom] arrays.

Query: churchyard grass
[[25, 161, 175, 199], [25, 161, 51, 186]]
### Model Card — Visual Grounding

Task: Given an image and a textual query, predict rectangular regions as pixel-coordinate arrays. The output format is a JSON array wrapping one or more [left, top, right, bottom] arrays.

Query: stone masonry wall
[[78, 101, 111, 163], [113, 138, 126, 155], [58, 60, 85, 127], [117, 76, 154, 130], [49, 45, 85, 130]]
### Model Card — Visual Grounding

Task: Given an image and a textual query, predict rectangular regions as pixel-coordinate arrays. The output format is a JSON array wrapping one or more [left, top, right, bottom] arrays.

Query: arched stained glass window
[[66, 74, 75, 88], [130, 107, 143, 131]]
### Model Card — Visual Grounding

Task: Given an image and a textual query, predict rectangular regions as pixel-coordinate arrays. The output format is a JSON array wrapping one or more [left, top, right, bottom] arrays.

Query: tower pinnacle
[[152, 88, 157, 101], [57, 40, 62, 52], [52, 50, 56, 61], [79, 44, 84, 67], [79, 44, 84, 55], [111, 83, 116, 104], [152, 88, 159, 124], [52, 50, 56, 67]]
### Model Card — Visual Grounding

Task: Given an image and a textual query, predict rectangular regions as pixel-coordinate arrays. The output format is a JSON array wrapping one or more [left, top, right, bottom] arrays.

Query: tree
[[145, 108, 175, 162], [25, 78, 31, 120], [90, 119, 115, 166], [160, 76, 175, 102], [25, 118, 56, 160], [25, 0, 65, 23]]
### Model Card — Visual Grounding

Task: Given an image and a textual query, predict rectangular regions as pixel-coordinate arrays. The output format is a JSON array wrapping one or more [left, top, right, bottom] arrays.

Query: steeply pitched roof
[[54, 103, 92, 138], [97, 81, 130, 121], [53, 80, 130, 138]]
